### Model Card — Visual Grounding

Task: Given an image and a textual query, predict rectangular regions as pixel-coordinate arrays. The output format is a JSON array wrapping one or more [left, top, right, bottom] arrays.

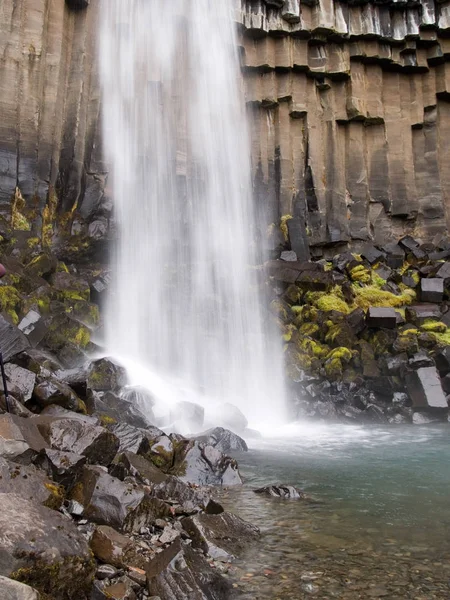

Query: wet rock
[[436, 262, 450, 280], [146, 539, 231, 600], [0, 493, 95, 598], [286, 217, 310, 262], [3, 364, 35, 402], [347, 307, 366, 335], [0, 394, 32, 418], [420, 278, 444, 303], [37, 418, 119, 466], [0, 575, 40, 600], [54, 365, 89, 397], [254, 484, 306, 499], [170, 401, 204, 432], [173, 440, 242, 486], [50, 271, 90, 302], [87, 357, 127, 392], [409, 351, 435, 369], [151, 476, 223, 515], [101, 580, 136, 600], [405, 304, 442, 324], [70, 465, 146, 530], [366, 307, 397, 329], [0, 315, 30, 361], [384, 353, 408, 375], [399, 235, 419, 251], [297, 269, 332, 291], [90, 390, 150, 429], [33, 378, 86, 412], [12, 348, 62, 375], [406, 367, 448, 409], [194, 427, 248, 453], [364, 404, 388, 423], [361, 244, 384, 264], [182, 512, 259, 562], [212, 403, 248, 433], [435, 346, 450, 375], [0, 414, 47, 463], [39, 404, 99, 424], [280, 250, 297, 261], [116, 451, 167, 485], [35, 448, 86, 489], [392, 392, 410, 407], [441, 373, 450, 394], [0, 457, 64, 509], [412, 412, 444, 425], [384, 242, 404, 268], [96, 564, 119, 580], [111, 423, 151, 455]]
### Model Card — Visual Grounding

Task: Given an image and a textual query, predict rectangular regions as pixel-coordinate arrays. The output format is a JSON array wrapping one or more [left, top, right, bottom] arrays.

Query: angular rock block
[[33, 378, 85, 412], [0, 316, 30, 362], [0, 576, 40, 600], [366, 307, 397, 329], [286, 217, 310, 262], [0, 414, 47, 463], [436, 262, 450, 280], [194, 427, 248, 453], [3, 364, 36, 402], [0, 493, 95, 598], [384, 243, 405, 268], [361, 244, 384, 264], [0, 457, 63, 508], [90, 525, 137, 569], [87, 358, 128, 392], [182, 512, 259, 562], [347, 308, 366, 335], [173, 440, 242, 486], [37, 418, 119, 466], [406, 367, 448, 409], [35, 448, 86, 489], [405, 304, 442, 324], [151, 475, 222, 515], [111, 423, 151, 455], [435, 347, 450, 375], [280, 250, 297, 262], [420, 278, 444, 303]]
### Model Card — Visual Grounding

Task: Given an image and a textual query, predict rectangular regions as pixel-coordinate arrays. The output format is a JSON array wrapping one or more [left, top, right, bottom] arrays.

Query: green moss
[[285, 285, 302, 304], [296, 336, 329, 358], [372, 272, 387, 288], [411, 271, 420, 285], [26, 237, 41, 249], [315, 293, 350, 314], [0, 285, 21, 324], [270, 300, 289, 321], [99, 414, 117, 427], [282, 324, 297, 342], [291, 305, 303, 315], [324, 357, 343, 380], [421, 320, 447, 333], [352, 285, 415, 310], [56, 262, 69, 273], [433, 330, 450, 347]]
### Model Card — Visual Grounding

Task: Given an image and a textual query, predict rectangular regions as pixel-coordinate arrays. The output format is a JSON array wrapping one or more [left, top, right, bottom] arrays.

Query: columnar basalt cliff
[[238, 0, 450, 254], [1, 0, 450, 256]]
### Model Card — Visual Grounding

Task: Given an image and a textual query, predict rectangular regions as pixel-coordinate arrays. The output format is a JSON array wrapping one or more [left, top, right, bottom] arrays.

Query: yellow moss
[[398, 261, 411, 276], [421, 321, 447, 333], [285, 285, 302, 304], [280, 214, 293, 242], [43, 482, 65, 510], [56, 261, 69, 273], [402, 328, 419, 336], [351, 253, 362, 261], [296, 336, 329, 358], [372, 273, 387, 288], [0, 285, 21, 324], [42, 188, 58, 247], [326, 347, 353, 363], [282, 324, 297, 342], [11, 187, 31, 231], [411, 271, 420, 284], [26, 237, 40, 249], [324, 357, 343, 379], [324, 262, 333, 272], [304, 286, 351, 314], [291, 305, 303, 315], [433, 330, 450, 347], [299, 322, 320, 337], [74, 327, 90, 348], [270, 300, 289, 321], [352, 285, 415, 310], [99, 414, 117, 426], [349, 264, 371, 284]]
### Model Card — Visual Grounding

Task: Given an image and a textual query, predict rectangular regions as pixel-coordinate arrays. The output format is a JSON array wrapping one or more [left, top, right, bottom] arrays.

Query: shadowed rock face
[[2, 0, 450, 254]]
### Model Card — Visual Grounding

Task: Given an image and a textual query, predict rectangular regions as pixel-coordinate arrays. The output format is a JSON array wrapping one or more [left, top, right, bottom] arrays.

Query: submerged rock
[[254, 484, 306, 499]]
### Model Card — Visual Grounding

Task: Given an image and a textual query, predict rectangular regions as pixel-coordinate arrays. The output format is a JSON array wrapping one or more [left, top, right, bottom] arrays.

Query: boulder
[[0, 457, 63, 509], [384, 353, 408, 375], [70, 465, 144, 530], [110, 423, 151, 455], [412, 412, 444, 425], [366, 307, 397, 329], [151, 476, 223, 515], [361, 244, 384, 264], [0, 316, 30, 361], [399, 235, 419, 251], [3, 364, 35, 402], [435, 347, 450, 375], [90, 390, 150, 429], [182, 512, 259, 562], [0, 414, 47, 463], [87, 358, 127, 392], [90, 526, 145, 569], [38, 404, 99, 424], [173, 440, 242, 486], [405, 304, 442, 324], [408, 351, 435, 369], [436, 262, 450, 280], [96, 580, 136, 600], [37, 418, 119, 466], [346, 308, 366, 335], [0, 576, 40, 600], [406, 367, 448, 409], [50, 271, 90, 302], [115, 451, 167, 485], [194, 427, 248, 453], [0, 493, 95, 598], [420, 278, 444, 303], [254, 484, 306, 499], [384, 242, 404, 268], [280, 250, 297, 262], [35, 448, 86, 489], [33, 378, 86, 413], [146, 539, 231, 600]]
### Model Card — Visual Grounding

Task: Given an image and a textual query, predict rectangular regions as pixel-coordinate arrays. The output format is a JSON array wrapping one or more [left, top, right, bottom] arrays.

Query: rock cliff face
[[1, 0, 450, 254], [238, 0, 450, 254]]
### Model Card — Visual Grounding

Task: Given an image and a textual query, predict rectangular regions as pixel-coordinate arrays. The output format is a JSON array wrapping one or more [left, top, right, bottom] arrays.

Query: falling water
[[100, 0, 285, 429]]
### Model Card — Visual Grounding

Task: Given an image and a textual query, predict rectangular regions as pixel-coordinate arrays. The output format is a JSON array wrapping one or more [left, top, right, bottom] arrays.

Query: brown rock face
[[2, 0, 450, 252]]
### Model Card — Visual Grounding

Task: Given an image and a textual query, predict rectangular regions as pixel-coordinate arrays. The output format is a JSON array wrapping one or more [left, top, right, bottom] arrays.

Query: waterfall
[[100, 0, 286, 430]]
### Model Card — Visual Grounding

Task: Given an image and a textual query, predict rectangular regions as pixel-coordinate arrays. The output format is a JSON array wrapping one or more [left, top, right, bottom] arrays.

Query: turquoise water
[[219, 424, 450, 599]]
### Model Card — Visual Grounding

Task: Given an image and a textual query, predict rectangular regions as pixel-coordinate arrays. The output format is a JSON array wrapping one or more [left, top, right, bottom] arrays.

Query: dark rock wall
[[2, 0, 450, 253]]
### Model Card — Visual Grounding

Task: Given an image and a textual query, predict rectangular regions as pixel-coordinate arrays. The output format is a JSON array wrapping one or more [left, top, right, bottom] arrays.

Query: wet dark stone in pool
[[254, 484, 306, 499]]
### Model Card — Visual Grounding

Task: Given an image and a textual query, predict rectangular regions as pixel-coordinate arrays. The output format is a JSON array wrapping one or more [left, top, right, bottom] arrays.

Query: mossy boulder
[[0, 493, 95, 599], [24, 253, 57, 279], [38, 314, 90, 367], [87, 358, 128, 392], [50, 272, 90, 302], [33, 378, 86, 413]]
